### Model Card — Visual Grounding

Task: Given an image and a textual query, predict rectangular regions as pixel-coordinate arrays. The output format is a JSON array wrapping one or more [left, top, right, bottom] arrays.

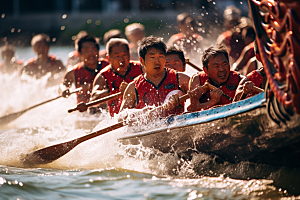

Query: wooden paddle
[[68, 92, 122, 113], [185, 59, 202, 71], [68, 81, 128, 113], [0, 88, 82, 126], [21, 93, 190, 166], [204, 81, 234, 101]]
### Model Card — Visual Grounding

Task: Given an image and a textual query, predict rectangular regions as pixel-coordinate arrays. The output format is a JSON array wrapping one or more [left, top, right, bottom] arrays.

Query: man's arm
[[187, 74, 221, 112], [90, 73, 109, 101], [233, 76, 259, 101], [59, 69, 75, 97], [177, 72, 190, 94], [119, 82, 137, 112]]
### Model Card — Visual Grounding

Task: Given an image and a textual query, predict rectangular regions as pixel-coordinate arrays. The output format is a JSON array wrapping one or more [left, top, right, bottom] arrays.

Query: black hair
[[103, 29, 124, 45], [106, 38, 129, 55], [166, 46, 185, 66], [138, 36, 166, 60], [77, 35, 100, 53], [31, 34, 51, 47], [202, 44, 229, 69]]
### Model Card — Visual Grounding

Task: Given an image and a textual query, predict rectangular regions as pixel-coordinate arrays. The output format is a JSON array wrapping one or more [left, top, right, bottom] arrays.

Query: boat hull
[[119, 93, 300, 168]]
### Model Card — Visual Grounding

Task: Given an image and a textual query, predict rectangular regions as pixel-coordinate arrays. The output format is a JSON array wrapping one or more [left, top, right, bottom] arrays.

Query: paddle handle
[[68, 92, 123, 113], [185, 59, 202, 71], [204, 82, 233, 101]]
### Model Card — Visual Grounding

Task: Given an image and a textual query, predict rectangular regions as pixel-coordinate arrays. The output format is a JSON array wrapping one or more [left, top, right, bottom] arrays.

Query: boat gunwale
[[119, 92, 266, 140]]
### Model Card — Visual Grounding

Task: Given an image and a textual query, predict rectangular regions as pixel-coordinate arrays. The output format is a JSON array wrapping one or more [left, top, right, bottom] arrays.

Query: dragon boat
[[119, 0, 300, 169]]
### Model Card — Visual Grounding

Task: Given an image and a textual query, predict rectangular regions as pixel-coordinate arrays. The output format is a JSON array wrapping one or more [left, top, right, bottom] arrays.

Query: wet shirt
[[74, 58, 109, 103], [197, 71, 241, 106], [134, 68, 184, 117], [100, 61, 143, 117]]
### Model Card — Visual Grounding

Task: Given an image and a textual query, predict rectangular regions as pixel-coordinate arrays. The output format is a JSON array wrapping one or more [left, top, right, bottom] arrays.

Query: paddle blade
[[21, 139, 79, 166], [0, 110, 27, 126]]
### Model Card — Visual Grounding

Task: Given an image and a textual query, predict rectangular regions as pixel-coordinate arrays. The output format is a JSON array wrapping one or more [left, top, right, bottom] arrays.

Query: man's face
[[165, 54, 185, 72], [80, 41, 99, 67], [108, 45, 130, 73], [33, 41, 49, 57], [204, 53, 230, 85], [140, 47, 166, 76]]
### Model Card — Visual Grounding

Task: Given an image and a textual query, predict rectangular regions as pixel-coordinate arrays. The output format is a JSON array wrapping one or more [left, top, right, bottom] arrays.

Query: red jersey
[[74, 58, 109, 103], [218, 30, 246, 62], [134, 68, 184, 117], [197, 71, 241, 106], [246, 69, 264, 88], [100, 61, 143, 117]]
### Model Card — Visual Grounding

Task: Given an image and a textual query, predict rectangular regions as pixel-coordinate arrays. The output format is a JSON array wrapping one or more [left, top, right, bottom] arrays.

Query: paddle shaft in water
[[22, 94, 189, 166], [0, 88, 82, 126], [68, 92, 123, 113]]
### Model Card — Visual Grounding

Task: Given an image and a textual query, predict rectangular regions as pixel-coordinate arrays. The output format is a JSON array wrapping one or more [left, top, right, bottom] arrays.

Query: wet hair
[[166, 46, 185, 66], [125, 23, 145, 37], [254, 40, 259, 55], [77, 35, 100, 53], [106, 38, 129, 55], [177, 13, 192, 25], [74, 30, 88, 50], [31, 34, 51, 47], [202, 44, 229, 69], [177, 13, 197, 30], [103, 29, 124, 45], [138, 36, 166, 60]]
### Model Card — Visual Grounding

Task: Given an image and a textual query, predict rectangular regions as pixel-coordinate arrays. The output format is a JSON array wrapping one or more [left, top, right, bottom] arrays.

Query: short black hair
[[166, 46, 185, 66], [103, 29, 124, 45], [202, 44, 229, 69], [138, 36, 166, 60], [77, 35, 100, 53], [106, 38, 129, 55], [31, 34, 51, 47]]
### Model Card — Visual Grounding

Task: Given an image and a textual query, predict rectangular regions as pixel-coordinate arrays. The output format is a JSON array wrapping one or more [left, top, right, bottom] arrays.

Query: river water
[[0, 47, 297, 199]]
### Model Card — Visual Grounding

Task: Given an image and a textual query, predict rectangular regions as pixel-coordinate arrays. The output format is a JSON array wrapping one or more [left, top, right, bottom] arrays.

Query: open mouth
[[154, 64, 161, 70], [218, 72, 227, 79]]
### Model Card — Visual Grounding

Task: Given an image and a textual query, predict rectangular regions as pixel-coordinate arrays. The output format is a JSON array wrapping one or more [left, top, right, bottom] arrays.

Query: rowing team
[[59, 34, 266, 121]]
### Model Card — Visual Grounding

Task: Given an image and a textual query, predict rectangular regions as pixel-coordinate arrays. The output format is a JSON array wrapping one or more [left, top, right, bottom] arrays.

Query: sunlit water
[[0, 47, 298, 199]]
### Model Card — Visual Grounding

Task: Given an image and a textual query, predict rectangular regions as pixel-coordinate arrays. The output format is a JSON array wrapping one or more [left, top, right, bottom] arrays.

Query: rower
[[0, 44, 23, 74], [99, 29, 124, 59], [216, 6, 247, 63], [234, 41, 266, 101], [119, 36, 190, 118], [59, 35, 109, 105], [167, 12, 204, 64], [91, 38, 144, 117], [188, 44, 242, 112], [165, 46, 186, 72], [21, 33, 66, 86], [232, 26, 256, 74], [66, 30, 88, 69], [125, 23, 146, 61]]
